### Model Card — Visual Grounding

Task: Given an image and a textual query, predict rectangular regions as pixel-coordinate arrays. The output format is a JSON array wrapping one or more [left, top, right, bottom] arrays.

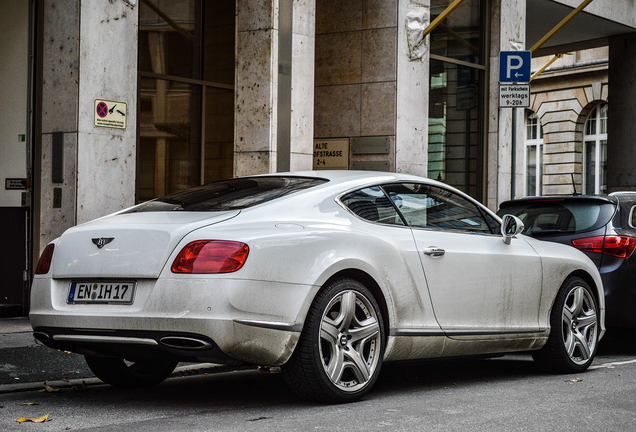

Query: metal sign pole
[[511, 107, 516, 200]]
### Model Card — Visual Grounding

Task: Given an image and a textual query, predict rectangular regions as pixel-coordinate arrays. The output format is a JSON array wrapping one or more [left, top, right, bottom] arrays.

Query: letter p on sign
[[499, 51, 531, 83]]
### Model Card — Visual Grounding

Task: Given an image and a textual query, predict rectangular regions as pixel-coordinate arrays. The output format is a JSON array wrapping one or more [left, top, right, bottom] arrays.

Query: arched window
[[525, 111, 543, 196], [583, 103, 608, 194]]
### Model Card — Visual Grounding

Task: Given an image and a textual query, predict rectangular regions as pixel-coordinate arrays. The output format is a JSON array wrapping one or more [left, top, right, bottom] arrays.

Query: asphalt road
[[1, 331, 635, 431]]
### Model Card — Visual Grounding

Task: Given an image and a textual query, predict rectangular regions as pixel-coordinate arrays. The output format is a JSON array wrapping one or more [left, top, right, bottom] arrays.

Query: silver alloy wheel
[[562, 285, 598, 365], [319, 290, 382, 392]]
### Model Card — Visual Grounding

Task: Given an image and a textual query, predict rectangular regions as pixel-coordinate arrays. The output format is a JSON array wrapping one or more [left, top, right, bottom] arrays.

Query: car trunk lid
[[50, 211, 240, 279]]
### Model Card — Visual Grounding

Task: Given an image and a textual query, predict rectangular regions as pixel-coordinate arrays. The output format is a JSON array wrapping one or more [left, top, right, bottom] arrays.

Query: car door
[[382, 183, 543, 337]]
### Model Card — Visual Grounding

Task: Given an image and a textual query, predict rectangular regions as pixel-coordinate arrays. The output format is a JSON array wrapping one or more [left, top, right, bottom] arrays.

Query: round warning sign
[[96, 101, 108, 118]]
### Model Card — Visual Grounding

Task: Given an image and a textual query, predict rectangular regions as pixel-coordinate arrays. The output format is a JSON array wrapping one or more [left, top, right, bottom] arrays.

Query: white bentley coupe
[[31, 171, 604, 403]]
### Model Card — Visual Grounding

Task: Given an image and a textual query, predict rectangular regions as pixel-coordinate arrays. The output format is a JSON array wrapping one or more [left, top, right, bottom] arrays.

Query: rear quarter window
[[498, 200, 616, 235]]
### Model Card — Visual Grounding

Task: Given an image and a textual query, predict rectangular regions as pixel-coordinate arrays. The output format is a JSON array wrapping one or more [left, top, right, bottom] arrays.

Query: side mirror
[[501, 214, 524, 245]]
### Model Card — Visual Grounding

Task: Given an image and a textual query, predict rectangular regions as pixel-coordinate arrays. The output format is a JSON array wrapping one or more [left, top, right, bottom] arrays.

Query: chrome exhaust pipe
[[159, 336, 213, 350], [33, 331, 52, 343]]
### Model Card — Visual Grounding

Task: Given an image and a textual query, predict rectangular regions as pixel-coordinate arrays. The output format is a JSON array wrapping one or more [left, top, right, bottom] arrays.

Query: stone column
[[235, 0, 279, 176], [39, 0, 80, 248], [235, 0, 315, 176], [487, 0, 525, 210], [607, 32, 636, 192], [395, 0, 429, 176], [76, 0, 138, 224], [289, 0, 315, 171]]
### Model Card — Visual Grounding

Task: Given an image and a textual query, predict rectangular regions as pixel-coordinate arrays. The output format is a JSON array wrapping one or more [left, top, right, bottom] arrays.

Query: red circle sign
[[96, 102, 108, 118]]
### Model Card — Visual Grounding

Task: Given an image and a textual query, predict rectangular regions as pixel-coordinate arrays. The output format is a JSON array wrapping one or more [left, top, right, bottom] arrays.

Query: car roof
[[499, 194, 618, 208]]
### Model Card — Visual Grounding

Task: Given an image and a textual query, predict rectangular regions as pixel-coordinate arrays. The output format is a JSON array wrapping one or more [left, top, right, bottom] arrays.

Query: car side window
[[631, 205, 636, 229], [381, 183, 492, 234], [340, 187, 405, 226]]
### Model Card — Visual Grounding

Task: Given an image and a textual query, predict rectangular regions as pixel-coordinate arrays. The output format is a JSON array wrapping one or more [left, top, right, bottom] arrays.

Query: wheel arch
[[321, 269, 391, 339]]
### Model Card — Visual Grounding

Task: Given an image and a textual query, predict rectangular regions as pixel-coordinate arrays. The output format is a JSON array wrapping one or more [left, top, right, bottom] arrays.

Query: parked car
[[31, 171, 604, 403], [498, 192, 636, 328]]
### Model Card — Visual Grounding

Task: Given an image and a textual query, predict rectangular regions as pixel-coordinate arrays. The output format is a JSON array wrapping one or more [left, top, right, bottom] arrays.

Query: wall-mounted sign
[[5, 178, 29, 190], [499, 84, 530, 108], [94, 99, 128, 130], [313, 138, 349, 170]]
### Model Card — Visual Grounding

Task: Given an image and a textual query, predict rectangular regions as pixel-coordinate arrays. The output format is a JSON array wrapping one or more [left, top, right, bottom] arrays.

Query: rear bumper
[[600, 258, 636, 327], [30, 276, 317, 365]]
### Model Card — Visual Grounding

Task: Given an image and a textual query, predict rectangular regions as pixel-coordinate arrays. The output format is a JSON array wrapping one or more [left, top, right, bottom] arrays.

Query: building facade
[[1, 0, 636, 316]]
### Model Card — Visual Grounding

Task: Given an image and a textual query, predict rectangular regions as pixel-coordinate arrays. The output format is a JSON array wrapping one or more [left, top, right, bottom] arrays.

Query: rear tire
[[532, 276, 599, 373], [283, 278, 385, 403], [85, 355, 178, 388]]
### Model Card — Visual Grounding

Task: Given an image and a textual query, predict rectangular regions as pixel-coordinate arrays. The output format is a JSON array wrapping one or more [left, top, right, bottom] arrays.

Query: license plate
[[68, 281, 136, 304]]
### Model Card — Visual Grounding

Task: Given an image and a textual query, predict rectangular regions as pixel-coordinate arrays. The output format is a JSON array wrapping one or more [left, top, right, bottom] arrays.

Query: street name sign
[[499, 84, 530, 108], [499, 51, 531, 83]]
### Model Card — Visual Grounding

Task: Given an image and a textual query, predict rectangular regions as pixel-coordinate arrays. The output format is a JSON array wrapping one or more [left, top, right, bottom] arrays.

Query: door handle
[[423, 247, 445, 257]]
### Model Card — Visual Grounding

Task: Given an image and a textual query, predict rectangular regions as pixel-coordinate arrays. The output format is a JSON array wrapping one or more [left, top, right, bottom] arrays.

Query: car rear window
[[126, 176, 328, 212], [498, 200, 616, 235]]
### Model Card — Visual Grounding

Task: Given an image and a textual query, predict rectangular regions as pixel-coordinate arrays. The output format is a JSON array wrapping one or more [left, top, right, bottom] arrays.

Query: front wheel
[[85, 355, 178, 388], [532, 276, 599, 373], [283, 278, 385, 403]]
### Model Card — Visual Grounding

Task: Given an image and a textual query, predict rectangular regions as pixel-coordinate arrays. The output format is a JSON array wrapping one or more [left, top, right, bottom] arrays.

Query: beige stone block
[[361, 82, 396, 136], [293, 0, 316, 37], [235, 30, 276, 153], [237, 0, 276, 32], [543, 163, 581, 175], [315, 32, 362, 86], [362, 28, 397, 83], [363, 0, 398, 29], [540, 109, 579, 125], [234, 151, 275, 177], [544, 142, 582, 154], [290, 152, 313, 171], [314, 85, 361, 137], [543, 184, 581, 196], [544, 131, 581, 144], [543, 152, 581, 165], [41, 0, 79, 134], [537, 99, 583, 119], [316, 0, 362, 34]]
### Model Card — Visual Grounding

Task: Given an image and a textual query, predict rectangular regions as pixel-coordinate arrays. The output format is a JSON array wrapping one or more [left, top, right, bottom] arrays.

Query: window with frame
[[583, 103, 608, 194], [525, 111, 544, 196], [381, 183, 495, 234]]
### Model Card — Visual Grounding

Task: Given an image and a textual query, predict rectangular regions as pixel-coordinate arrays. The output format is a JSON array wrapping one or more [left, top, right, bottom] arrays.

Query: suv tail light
[[35, 244, 55, 275], [572, 236, 636, 259], [171, 240, 249, 274]]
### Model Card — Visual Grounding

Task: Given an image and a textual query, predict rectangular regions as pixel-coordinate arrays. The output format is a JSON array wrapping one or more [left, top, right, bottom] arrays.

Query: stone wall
[[314, 0, 398, 171]]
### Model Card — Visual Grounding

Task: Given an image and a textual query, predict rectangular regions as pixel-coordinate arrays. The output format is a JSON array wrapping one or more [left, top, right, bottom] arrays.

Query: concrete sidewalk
[[0, 317, 35, 349]]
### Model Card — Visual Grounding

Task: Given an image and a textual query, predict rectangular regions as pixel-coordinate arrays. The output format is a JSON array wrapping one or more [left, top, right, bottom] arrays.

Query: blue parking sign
[[499, 51, 531, 83]]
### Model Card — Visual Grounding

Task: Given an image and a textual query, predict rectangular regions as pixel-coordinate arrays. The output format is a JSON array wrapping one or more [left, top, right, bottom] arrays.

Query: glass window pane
[[340, 187, 405, 226], [600, 103, 608, 135], [204, 87, 235, 183], [428, 58, 482, 197], [203, 1, 235, 85], [526, 145, 536, 196], [585, 141, 596, 194], [382, 183, 491, 233], [430, 0, 484, 64], [139, 0, 199, 79], [136, 78, 201, 203], [600, 139, 607, 194]]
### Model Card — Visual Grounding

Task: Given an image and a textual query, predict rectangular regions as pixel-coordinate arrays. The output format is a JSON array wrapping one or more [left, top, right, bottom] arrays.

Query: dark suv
[[498, 192, 636, 328]]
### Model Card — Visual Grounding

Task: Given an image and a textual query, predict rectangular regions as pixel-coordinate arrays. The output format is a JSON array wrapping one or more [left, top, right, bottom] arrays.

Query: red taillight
[[572, 236, 636, 259], [35, 244, 55, 275], [171, 240, 249, 274]]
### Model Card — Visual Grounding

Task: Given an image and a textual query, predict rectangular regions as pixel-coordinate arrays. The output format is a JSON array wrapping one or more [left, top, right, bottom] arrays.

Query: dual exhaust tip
[[33, 331, 213, 351]]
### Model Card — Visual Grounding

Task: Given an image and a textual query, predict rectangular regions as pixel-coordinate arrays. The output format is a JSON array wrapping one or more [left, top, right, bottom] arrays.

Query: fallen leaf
[[71, 381, 88, 392], [38, 382, 62, 393], [21, 402, 42, 406], [15, 413, 50, 423], [567, 378, 583, 383]]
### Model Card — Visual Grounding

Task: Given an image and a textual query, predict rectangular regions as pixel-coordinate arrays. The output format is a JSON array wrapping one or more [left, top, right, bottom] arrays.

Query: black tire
[[85, 355, 178, 388], [282, 278, 385, 403], [532, 276, 599, 373]]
